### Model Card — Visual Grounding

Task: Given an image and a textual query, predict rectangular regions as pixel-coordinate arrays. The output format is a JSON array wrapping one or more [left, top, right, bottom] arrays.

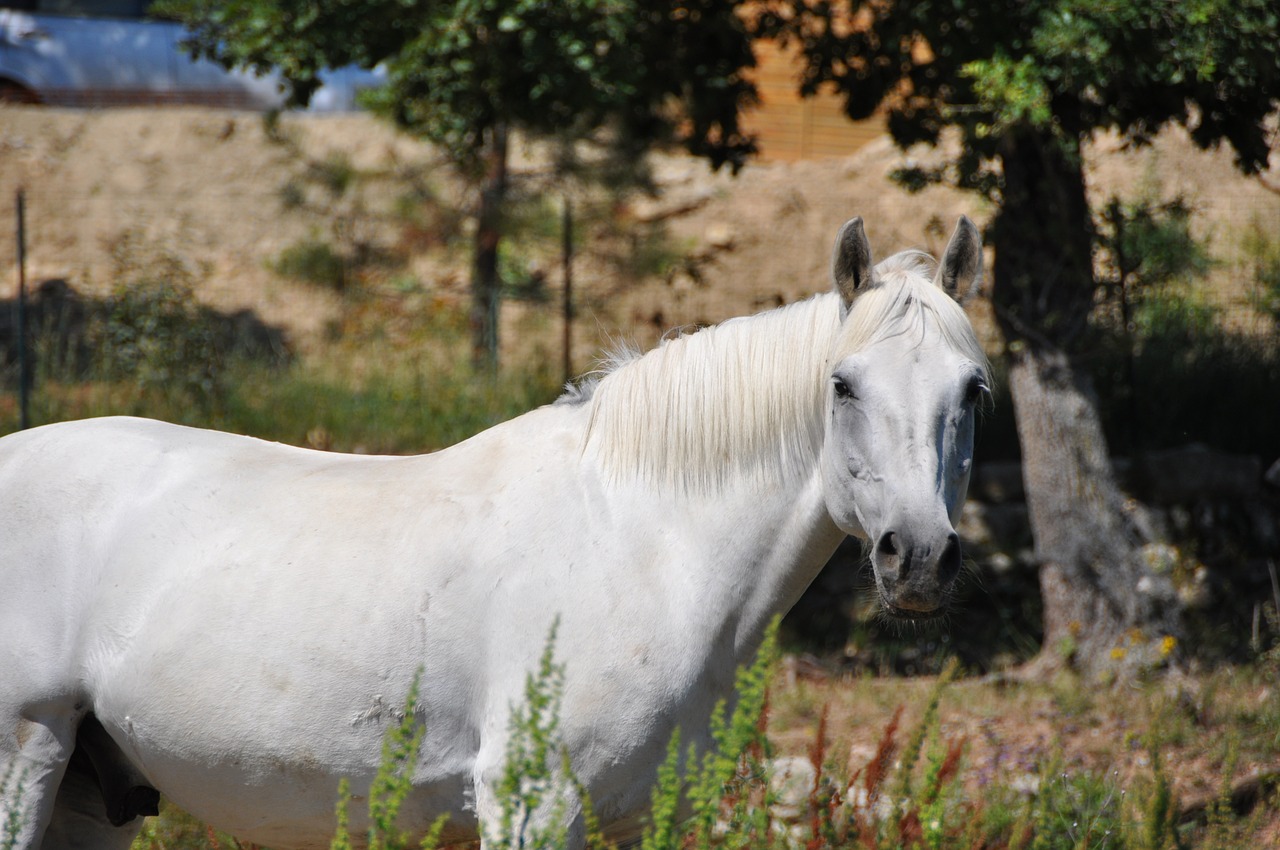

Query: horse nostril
[[939, 532, 962, 582], [876, 530, 902, 577]]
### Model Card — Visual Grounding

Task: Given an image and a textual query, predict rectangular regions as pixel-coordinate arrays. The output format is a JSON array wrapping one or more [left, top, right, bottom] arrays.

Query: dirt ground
[[764, 658, 1280, 843], [2, 105, 1276, 364], [2, 105, 1279, 844]]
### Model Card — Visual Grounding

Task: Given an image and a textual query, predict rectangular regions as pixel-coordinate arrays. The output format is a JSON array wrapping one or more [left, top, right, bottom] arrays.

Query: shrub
[[86, 230, 242, 417], [1, 763, 24, 850], [329, 671, 447, 850], [273, 238, 349, 291], [1088, 196, 1280, 458]]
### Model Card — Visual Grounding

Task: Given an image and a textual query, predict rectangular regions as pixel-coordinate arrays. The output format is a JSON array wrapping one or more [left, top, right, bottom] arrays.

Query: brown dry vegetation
[[2, 106, 1275, 363]]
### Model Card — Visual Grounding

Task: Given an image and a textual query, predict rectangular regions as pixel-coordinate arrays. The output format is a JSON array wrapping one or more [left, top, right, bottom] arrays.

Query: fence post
[[561, 194, 573, 387], [15, 188, 29, 430]]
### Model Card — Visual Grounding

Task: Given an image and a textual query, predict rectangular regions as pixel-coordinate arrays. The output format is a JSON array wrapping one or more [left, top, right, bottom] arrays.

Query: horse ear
[[832, 217, 874, 311], [934, 215, 983, 302]]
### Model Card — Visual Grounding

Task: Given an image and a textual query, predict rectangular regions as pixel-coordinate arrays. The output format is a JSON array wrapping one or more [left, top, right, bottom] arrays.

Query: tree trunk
[[471, 123, 509, 370], [991, 127, 1183, 679], [1007, 348, 1181, 676]]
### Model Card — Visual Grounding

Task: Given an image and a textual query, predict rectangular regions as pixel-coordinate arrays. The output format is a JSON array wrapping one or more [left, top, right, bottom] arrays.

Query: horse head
[[820, 216, 989, 619]]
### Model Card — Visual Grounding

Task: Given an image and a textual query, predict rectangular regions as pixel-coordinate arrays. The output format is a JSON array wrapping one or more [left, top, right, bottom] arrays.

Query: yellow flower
[[1160, 635, 1177, 657], [1110, 646, 1127, 661]]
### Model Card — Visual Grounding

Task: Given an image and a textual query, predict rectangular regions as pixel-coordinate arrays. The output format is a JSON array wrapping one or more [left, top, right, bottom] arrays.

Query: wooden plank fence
[[743, 40, 886, 162]]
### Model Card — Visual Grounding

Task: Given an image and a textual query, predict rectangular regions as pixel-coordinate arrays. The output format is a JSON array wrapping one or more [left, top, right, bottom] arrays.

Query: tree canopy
[[162, 0, 758, 174], [163, 0, 759, 364], [759, 0, 1278, 175], [757, 0, 1278, 340]]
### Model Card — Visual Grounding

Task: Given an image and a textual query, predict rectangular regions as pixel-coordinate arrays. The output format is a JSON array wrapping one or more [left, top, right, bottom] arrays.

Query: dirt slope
[[0, 105, 1276, 362]]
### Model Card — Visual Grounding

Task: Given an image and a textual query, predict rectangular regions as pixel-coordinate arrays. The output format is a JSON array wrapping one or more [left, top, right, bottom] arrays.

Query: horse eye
[[965, 376, 989, 405], [833, 377, 856, 400]]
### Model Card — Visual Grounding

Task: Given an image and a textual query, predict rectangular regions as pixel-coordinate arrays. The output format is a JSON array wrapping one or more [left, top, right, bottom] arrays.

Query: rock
[[704, 222, 736, 250], [768, 756, 817, 821]]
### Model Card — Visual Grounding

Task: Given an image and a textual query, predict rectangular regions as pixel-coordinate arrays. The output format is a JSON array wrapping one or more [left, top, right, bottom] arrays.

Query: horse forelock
[[580, 294, 842, 492], [834, 250, 990, 383]]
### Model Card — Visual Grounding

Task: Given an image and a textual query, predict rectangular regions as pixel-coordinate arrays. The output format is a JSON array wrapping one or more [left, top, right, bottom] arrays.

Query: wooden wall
[[742, 40, 886, 162]]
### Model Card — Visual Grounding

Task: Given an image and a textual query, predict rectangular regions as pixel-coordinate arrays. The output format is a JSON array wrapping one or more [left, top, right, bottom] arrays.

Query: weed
[[329, 671, 446, 850], [493, 622, 573, 850], [1, 762, 24, 850], [271, 150, 398, 293], [1241, 216, 1280, 326], [309, 153, 357, 199], [683, 622, 779, 850], [1133, 745, 1178, 850], [273, 237, 349, 290], [73, 230, 248, 417], [103, 644, 1280, 850]]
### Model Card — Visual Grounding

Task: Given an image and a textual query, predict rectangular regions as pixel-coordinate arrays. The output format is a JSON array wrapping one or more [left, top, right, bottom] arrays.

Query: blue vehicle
[[0, 0, 382, 110]]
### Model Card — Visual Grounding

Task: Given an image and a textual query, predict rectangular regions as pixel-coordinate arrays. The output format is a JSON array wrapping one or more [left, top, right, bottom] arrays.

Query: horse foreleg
[[1, 710, 75, 850], [2, 709, 154, 850], [37, 746, 145, 850], [72, 715, 158, 830], [472, 747, 586, 850]]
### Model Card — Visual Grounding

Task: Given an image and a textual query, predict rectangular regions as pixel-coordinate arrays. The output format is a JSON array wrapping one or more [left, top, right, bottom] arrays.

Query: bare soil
[[2, 105, 1276, 363]]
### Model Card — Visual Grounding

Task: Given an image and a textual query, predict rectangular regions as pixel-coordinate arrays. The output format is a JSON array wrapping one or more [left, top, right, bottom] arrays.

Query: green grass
[[0, 288, 561, 453], [2, 357, 560, 455]]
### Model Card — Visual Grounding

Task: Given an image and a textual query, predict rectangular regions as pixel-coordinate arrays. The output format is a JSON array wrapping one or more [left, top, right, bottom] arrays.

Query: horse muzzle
[[870, 526, 962, 620]]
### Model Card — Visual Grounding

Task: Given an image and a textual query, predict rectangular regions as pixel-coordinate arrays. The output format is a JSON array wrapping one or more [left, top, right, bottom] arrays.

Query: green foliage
[[9, 284, 561, 452], [11, 233, 289, 430], [99, 279, 223, 407], [309, 152, 358, 199], [329, 670, 447, 850], [1136, 745, 1179, 850], [639, 732, 685, 850], [1242, 216, 1280, 325], [1, 762, 23, 850], [1089, 187, 1220, 455], [759, 0, 1280, 179], [493, 192, 563, 303], [159, 0, 759, 368], [758, 0, 1280, 357], [101, 644, 1280, 850], [1017, 762, 1127, 850], [159, 0, 758, 174], [824, 661, 980, 850], [1089, 281, 1280, 457], [493, 621, 573, 850], [1096, 195, 1214, 302], [962, 53, 1055, 139], [273, 237, 349, 290], [90, 233, 237, 415], [272, 150, 398, 293], [683, 622, 780, 850], [217, 352, 559, 456]]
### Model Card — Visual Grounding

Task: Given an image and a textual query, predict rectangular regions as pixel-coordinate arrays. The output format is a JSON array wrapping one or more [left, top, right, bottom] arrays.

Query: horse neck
[[581, 293, 842, 495], [579, 294, 847, 655], [712, 470, 847, 658]]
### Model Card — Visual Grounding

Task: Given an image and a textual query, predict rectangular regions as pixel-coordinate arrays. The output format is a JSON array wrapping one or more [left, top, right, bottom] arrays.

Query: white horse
[[0, 216, 988, 850]]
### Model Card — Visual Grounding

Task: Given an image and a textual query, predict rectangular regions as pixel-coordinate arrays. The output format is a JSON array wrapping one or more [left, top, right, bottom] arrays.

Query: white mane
[[579, 251, 989, 493]]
